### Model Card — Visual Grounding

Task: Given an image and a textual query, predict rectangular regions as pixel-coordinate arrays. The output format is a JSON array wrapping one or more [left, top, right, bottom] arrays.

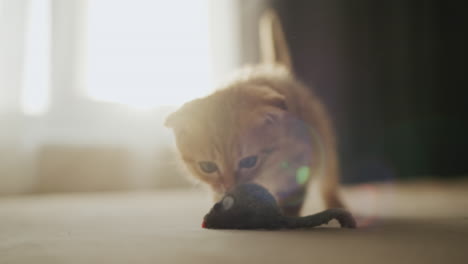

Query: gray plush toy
[[202, 183, 356, 229]]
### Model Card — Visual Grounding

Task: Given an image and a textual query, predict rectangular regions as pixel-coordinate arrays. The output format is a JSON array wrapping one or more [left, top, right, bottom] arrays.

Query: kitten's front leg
[[276, 186, 307, 217], [320, 143, 345, 209], [306, 100, 345, 209]]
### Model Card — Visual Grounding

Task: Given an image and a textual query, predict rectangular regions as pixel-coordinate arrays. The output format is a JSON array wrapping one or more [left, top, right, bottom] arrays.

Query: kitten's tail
[[259, 8, 292, 71]]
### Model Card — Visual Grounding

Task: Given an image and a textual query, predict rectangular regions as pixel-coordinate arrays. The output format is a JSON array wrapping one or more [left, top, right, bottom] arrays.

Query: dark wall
[[272, 0, 468, 184]]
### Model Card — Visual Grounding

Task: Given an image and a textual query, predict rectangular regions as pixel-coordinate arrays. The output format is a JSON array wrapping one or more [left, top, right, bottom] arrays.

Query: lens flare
[[296, 166, 310, 185]]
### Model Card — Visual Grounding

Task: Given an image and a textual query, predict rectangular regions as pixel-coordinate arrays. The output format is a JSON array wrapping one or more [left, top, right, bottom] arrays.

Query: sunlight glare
[[21, 0, 50, 115], [86, 0, 213, 109]]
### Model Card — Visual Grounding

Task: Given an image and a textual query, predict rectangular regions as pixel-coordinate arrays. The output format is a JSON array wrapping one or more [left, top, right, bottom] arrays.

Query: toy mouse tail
[[285, 209, 357, 229]]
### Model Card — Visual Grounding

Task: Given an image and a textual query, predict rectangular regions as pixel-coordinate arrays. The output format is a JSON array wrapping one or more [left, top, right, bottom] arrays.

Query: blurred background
[[0, 0, 467, 196], [271, 0, 468, 184]]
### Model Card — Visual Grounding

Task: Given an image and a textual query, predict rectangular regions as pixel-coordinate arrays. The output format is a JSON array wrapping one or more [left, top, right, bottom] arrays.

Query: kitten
[[165, 9, 344, 216]]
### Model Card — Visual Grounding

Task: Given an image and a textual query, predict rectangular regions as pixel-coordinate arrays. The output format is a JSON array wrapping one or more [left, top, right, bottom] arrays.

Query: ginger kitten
[[165, 10, 344, 216]]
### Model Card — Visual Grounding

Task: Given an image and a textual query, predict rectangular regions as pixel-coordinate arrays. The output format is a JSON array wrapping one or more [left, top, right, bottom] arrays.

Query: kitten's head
[[165, 84, 289, 195]]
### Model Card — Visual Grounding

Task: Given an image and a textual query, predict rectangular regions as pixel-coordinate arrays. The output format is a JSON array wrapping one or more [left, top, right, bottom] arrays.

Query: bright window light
[[21, 0, 51, 115], [86, 0, 213, 109]]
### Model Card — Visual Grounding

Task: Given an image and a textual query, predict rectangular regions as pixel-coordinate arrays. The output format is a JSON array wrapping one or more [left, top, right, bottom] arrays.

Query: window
[[21, 0, 50, 115], [86, 0, 214, 109]]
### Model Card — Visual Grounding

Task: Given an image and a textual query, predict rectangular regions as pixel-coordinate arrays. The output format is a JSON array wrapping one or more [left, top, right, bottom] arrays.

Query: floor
[[1, 180, 467, 264]]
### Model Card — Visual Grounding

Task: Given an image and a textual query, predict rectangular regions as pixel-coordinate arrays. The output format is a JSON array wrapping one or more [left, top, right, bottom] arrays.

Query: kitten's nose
[[222, 184, 234, 192], [221, 178, 235, 192]]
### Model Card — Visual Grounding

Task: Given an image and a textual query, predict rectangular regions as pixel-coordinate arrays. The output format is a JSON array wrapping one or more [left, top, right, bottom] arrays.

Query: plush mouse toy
[[202, 183, 356, 229]]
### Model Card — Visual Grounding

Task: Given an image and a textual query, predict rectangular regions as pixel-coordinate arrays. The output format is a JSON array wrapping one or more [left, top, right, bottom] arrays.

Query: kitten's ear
[[261, 87, 288, 111], [165, 99, 202, 130], [164, 111, 181, 129], [266, 93, 288, 111], [257, 89, 288, 125]]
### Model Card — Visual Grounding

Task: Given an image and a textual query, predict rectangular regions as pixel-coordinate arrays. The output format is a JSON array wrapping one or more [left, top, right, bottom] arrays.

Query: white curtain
[[0, 0, 32, 194], [0, 0, 243, 195], [0, 0, 268, 195]]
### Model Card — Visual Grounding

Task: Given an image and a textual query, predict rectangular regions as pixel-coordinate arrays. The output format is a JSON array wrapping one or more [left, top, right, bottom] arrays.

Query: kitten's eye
[[199, 161, 218, 173], [239, 155, 258, 169]]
